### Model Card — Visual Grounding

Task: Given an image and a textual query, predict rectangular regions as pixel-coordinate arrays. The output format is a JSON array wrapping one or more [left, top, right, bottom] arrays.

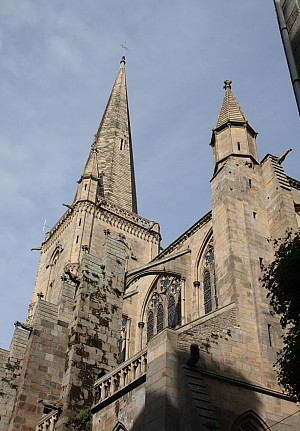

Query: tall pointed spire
[[75, 56, 137, 213], [210, 81, 259, 172]]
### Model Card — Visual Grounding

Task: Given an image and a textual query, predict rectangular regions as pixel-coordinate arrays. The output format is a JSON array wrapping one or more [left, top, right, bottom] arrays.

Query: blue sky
[[0, 1, 299, 349]]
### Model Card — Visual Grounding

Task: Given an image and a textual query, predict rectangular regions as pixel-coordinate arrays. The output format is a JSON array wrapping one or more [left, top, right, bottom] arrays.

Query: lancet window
[[157, 303, 164, 333], [202, 241, 217, 315], [146, 276, 181, 342], [112, 422, 128, 431], [168, 296, 176, 328], [118, 315, 128, 363], [230, 410, 268, 431], [147, 310, 154, 342], [203, 270, 212, 314]]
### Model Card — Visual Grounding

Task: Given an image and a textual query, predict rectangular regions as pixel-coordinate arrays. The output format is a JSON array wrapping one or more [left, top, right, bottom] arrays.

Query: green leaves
[[261, 231, 300, 401], [74, 408, 92, 431]]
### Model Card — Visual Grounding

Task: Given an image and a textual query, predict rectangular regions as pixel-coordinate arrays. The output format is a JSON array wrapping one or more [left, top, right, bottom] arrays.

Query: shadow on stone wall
[[94, 327, 299, 431], [180, 348, 267, 430], [123, 348, 266, 431]]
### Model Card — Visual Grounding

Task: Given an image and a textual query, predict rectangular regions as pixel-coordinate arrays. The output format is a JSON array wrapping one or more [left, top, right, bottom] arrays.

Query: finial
[[120, 55, 126, 65], [223, 80, 232, 90]]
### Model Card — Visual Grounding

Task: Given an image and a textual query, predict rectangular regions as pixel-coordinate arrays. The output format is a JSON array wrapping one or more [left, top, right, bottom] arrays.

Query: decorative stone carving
[[63, 262, 80, 286]]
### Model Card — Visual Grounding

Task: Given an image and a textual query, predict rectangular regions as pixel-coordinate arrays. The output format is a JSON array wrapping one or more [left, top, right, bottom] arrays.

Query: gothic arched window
[[145, 276, 182, 342], [200, 240, 217, 315], [157, 303, 164, 333], [113, 422, 128, 431], [168, 295, 176, 328], [230, 410, 268, 431], [203, 270, 212, 314], [147, 310, 154, 342], [118, 315, 128, 364], [176, 291, 182, 326]]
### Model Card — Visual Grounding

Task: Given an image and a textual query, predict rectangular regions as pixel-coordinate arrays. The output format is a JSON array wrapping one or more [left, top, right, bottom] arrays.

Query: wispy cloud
[[0, 0, 299, 349]]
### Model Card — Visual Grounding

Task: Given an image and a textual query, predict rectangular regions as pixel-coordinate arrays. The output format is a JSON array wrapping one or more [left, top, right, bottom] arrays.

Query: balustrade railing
[[94, 348, 147, 405], [36, 410, 58, 431]]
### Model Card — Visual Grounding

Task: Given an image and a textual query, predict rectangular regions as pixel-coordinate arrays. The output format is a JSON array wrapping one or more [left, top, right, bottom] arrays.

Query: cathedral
[[0, 57, 300, 431]]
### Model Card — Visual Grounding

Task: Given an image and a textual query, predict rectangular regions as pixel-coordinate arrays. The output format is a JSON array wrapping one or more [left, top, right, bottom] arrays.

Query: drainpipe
[[274, 0, 300, 114]]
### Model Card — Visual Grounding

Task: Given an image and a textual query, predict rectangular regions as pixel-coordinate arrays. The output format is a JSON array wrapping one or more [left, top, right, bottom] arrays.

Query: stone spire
[[211, 81, 259, 172], [74, 145, 102, 204], [75, 56, 138, 213], [215, 80, 248, 129]]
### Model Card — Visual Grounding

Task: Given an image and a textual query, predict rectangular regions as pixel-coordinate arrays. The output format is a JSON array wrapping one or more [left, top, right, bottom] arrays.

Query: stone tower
[[210, 80, 299, 408], [0, 57, 160, 431]]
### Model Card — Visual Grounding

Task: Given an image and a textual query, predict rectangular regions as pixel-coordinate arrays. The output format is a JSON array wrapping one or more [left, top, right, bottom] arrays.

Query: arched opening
[[142, 275, 182, 344], [230, 410, 270, 431], [112, 421, 128, 431]]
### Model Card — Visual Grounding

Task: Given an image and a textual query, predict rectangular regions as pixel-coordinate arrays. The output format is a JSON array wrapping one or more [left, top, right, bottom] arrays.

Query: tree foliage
[[73, 408, 92, 431], [261, 231, 300, 401]]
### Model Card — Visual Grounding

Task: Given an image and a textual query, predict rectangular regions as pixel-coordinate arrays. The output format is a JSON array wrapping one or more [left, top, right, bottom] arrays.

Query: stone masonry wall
[[177, 306, 300, 430], [143, 329, 180, 431], [261, 155, 298, 240], [0, 348, 11, 431], [0, 347, 22, 431], [92, 384, 146, 431], [0, 328, 30, 431], [8, 300, 70, 431], [56, 236, 127, 430]]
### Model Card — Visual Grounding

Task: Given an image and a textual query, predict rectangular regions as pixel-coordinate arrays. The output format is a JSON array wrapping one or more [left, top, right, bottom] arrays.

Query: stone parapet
[[35, 410, 59, 431], [93, 348, 147, 410]]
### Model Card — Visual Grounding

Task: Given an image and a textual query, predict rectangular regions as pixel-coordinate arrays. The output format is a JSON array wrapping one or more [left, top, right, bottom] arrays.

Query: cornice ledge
[[97, 199, 160, 239]]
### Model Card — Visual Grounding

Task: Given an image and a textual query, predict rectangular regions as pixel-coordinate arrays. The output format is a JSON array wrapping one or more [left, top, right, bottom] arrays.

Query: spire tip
[[120, 55, 126, 65], [223, 80, 232, 90]]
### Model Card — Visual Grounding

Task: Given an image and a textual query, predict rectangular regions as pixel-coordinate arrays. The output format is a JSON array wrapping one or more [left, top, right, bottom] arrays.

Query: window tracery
[[230, 410, 268, 431], [146, 275, 181, 341], [203, 270, 212, 314], [157, 303, 164, 333], [147, 310, 154, 342], [202, 240, 218, 315], [168, 296, 176, 328]]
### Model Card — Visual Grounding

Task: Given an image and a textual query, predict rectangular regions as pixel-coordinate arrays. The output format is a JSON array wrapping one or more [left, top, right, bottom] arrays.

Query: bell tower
[[7, 58, 160, 431], [210, 80, 259, 174], [210, 81, 280, 389]]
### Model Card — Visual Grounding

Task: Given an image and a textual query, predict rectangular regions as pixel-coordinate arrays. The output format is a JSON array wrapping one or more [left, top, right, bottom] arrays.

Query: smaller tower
[[210, 80, 259, 174], [74, 145, 102, 204], [211, 80, 268, 304]]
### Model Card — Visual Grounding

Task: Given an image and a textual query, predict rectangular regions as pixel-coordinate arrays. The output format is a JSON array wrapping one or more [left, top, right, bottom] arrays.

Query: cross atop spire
[[223, 80, 232, 90], [215, 80, 248, 130]]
